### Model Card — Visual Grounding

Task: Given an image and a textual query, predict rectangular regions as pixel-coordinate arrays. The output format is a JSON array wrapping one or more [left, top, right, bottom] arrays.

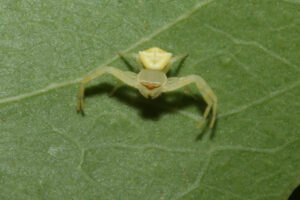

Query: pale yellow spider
[[77, 47, 217, 128]]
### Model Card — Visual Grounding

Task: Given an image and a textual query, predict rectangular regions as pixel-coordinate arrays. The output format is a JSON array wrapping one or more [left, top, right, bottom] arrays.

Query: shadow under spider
[[84, 83, 217, 140]]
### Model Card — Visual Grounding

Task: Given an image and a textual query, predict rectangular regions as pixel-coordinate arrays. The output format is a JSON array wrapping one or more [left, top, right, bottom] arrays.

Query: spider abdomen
[[139, 47, 172, 70]]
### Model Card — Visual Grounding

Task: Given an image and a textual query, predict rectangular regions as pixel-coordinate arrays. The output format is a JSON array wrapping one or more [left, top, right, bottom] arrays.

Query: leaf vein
[[85, 143, 197, 154], [282, 0, 300, 4], [201, 184, 246, 200], [211, 139, 298, 154], [172, 153, 212, 199], [172, 139, 298, 199], [219, 80, 300, 118], [205, 24, 300, 72]]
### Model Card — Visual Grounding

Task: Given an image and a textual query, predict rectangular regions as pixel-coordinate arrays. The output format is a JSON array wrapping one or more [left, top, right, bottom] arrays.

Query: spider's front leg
[[162, 75, 217, 128], [77, 67, 138, 112]]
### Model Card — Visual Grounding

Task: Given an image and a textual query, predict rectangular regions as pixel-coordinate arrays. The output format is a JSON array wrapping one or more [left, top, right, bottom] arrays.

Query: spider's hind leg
[[183, 86, 197, 100], [164, 53, 189, 74], [119, 52, 143, 70], [109, 80, 122, 96]]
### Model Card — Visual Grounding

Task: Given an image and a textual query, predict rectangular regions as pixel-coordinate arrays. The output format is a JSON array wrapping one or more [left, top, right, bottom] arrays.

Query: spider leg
[[170, 53, 189, 64], [162, 75, 217, 128], [119, 52, 143, 70], [163, 53, 189, 73], [77, 67, 138, 111], [109, 80, 122, 96], [183, 86, 197, 100]]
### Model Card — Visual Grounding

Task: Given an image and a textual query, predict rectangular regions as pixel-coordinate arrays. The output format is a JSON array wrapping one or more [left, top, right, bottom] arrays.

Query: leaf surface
[[0, 0, 299, 199]]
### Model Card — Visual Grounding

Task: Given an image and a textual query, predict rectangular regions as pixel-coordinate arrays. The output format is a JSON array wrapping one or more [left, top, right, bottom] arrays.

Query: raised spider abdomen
[[139, 47, 172, 70]]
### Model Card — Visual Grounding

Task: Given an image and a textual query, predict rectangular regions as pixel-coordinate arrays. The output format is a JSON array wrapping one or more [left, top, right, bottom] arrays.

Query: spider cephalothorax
[[77, 47, 217, 128]]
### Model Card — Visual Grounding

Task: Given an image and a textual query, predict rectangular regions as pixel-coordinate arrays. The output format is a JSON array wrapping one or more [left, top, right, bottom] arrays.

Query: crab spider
[[77, 47, 217, 128]]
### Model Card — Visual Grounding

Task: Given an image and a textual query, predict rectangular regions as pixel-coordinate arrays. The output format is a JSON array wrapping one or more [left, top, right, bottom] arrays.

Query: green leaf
[[0, 0, 299, 199]]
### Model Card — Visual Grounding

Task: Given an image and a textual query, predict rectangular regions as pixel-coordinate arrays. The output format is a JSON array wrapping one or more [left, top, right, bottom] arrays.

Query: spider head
[[139, 47, 172, 71]]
